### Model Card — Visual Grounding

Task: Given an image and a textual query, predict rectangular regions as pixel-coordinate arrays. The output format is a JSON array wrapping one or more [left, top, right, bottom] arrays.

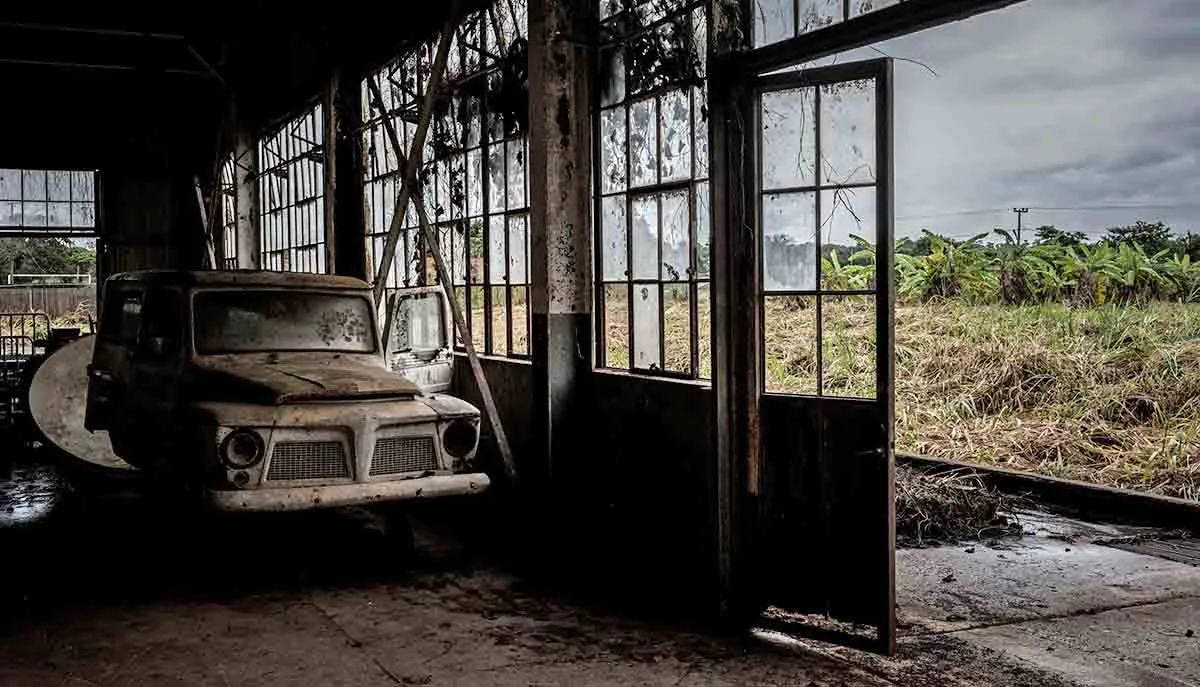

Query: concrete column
[[527, 0, 594, 487], [233, 126, 260, 270]]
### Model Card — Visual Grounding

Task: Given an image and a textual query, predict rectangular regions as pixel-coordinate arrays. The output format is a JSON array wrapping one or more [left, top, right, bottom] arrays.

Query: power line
[[897, 202, 1200, 221]]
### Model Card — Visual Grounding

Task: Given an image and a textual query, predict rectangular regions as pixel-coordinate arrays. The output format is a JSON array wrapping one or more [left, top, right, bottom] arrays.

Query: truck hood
[[193, 357, 422, 404]]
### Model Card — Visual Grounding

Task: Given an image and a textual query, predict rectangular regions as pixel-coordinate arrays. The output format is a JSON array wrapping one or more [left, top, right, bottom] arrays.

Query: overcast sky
[[824, 0, 1200, 240]]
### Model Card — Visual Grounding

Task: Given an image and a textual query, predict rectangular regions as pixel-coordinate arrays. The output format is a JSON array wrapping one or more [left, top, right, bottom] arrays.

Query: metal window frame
[[256, 103, 328, 274], [361, 2, 531, 360], [0, 168, 98, 237], [593, 0, 711, 380]]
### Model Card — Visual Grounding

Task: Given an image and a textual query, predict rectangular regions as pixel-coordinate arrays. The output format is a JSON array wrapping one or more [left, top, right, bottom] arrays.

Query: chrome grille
[[266, 441, 349, 481], [370, 436, 438, 476]]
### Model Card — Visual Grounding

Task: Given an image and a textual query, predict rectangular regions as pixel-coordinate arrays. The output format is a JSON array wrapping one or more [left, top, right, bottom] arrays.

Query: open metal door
[[752, 58, 896, 653], [386, 285, 455, 393]]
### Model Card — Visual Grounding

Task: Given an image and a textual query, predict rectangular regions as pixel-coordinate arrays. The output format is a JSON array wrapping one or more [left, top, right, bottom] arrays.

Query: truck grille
[[370, 436, 438, 476], [266, 441, 350, 481]]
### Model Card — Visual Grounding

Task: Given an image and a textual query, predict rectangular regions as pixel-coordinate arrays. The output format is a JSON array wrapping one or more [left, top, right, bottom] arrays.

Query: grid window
[[257, 105, 327, 274], [0, 169, 96, 235], [218, 156, 238, 269], [596, 0, 710, 379], [751, 0, 905, 49], [362, 0, 529, 357]]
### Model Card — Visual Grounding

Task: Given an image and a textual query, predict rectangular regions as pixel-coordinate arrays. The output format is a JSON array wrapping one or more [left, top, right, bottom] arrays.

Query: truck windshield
[[194, 290, 377, 354]]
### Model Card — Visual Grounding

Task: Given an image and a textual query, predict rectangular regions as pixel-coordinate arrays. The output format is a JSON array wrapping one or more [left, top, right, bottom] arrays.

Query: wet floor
[[0, 461, 68, 528]]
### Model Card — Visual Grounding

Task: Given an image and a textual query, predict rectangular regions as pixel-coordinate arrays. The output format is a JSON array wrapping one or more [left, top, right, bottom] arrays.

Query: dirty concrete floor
[[2, 458, 1199, 687]]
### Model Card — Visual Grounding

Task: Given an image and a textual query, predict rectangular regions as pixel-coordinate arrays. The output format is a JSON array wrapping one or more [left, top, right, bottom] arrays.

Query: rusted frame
[[367, 74, 518, 487]]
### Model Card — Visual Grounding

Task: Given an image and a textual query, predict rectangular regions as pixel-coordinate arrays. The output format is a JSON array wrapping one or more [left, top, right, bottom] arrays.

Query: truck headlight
[[442, 419, 478, 459], [221, 428, 265, 469]]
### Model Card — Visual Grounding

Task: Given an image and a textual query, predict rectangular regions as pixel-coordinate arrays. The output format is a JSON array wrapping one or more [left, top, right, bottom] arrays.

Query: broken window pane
[[466, 148, 483, 218], [762, 192, 817, 291], [602, 195, 628, 281], [753, 0, 794, 48], [604, 284, 629, 368], [511, 286, 529, 355], [819, 187, 876, 290], [820, 79, 876, 185], [628, 13, 701, 94], [663, 284, 691, 373], [488, 142, 507, 211], [599, 46, 626, 108], [761, 87, 816, 190], [850, 0, 903, 19], [601, 107, 628, 193], [630, 98, 658, 187], [506, 139, 527, 210], [660, 190, 689, 281], [451, 223, 468, 285], [632, 284, 661, 370], [693, 86, 709, 179], [822, 295, 876, 399], [659, 88, 691, 182], [799, 0, 843, 34], [631, 195, 659, 280], [763, 295, 817, 394]]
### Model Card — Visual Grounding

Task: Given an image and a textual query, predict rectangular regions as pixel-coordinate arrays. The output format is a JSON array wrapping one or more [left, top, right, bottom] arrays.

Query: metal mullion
[[761, 180, 875, 195], [763, 288, 872, 297], [656, 194, 666, 370], [593, 62, 607, 368], [794, 0, 801, 38], [504, 214, 513, 356], [481, 80, 494, 356], [625, 191, 634, 372], [629, 178, 693, 196], [814, 84, 824, 396], [843, 0, 851, 22], [688, 183, 699, 378]]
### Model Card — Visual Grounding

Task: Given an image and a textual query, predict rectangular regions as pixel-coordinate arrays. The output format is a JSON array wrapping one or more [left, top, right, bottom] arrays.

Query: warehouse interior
[[2, 1, 1199, 685]]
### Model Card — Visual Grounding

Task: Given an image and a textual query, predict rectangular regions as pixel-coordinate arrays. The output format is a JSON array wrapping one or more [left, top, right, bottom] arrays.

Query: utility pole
[[1012, 207, 1029, 244]]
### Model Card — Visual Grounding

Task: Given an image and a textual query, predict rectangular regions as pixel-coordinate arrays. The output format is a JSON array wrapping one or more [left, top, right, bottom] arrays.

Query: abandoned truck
[[83, 270, 488, 511]]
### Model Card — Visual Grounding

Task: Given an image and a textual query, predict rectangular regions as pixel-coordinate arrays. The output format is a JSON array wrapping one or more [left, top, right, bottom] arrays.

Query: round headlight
[[442, 418, 478, 459], [221, 429, 265, 469]]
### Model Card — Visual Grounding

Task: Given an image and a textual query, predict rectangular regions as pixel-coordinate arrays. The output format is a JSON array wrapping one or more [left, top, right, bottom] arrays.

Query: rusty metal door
[[752, 58, 896, 653]]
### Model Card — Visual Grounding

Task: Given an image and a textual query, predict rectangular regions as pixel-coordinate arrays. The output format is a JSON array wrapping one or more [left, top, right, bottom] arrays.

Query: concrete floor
[[2, 459, 1198, 686]]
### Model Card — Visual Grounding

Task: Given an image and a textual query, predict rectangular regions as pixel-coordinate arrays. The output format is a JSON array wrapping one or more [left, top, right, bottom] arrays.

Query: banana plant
[[1162, 253, 1200, 303], [1057, 243, 1121, 305]]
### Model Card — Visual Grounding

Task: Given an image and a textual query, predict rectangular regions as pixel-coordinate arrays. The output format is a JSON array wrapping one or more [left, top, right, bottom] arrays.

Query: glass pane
[[600, 107, 627, 193], [469, 285, 486, 350], [659, 89, 691, 183], [630, 99, 658, 187], [753, 0, 794, 48], [488, 215, 507, 283], [467, 148, 483, 217], [47, 171, 70, 201], [603, 284, 629, 369], [0, 170, 21, 199], [22, 171, 46, 201], [661, 190, 689, 281], [47, 202, 71, 227], [632, 283, 661, 370], [820, 79, 876, 185], [822, 295, 876, 399], [820, 187, 877, 290], [663, 284, 691, 374], [488, 143, 506, 212], [506, 139, 527, 210], [469, 219, 485, 283], [454, 287, 467, 346], [761, 87, 816, 190], [511, 286, 529, 355], [694, 182, 711, 279], [764, 295, 817, 394], [602, 195, 628, 281], [490, 286, 509, 355], [508, 214, 529, 284], [599, 47, 625, 108], [0, 201, 20, 225], [694, 86, 709, 179], [697, 283, 711, 379], [799, 0, 843, 34], [448, 154, 466, 220], [631, 195, 658, 280], [71, 202, 95, 228], [850, 0, 903, 19], [22, 202, 47, 227], [451, 223, 468, 285], [762, 192, 817, 291]]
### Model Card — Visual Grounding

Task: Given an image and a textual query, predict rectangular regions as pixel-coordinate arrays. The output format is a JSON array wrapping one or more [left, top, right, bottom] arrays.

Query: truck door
[[385, 285, 454, 393], [85, 283, 142, 431]]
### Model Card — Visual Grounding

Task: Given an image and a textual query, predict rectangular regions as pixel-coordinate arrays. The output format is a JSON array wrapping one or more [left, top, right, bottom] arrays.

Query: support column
[[233, 126, 260, 270], [331, 70, 367, 280], [527, 0, 594, 488]]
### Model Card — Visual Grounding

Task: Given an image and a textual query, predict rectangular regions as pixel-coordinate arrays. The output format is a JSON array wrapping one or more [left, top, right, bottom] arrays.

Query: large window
[[0, 169, 96, 235], [752, 0, 905, 48], [596, 0, 711, 378], [258, 105, 327, 274], [362, 0, 529, 357], [219, 157, 239, 269]]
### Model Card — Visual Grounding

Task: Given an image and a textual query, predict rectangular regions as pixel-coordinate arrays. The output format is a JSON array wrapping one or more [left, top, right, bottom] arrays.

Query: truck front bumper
[[205, 472, 491, 512]]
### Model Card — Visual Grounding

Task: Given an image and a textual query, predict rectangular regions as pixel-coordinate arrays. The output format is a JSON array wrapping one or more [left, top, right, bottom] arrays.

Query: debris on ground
[[896, 465, 1024, 548]]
